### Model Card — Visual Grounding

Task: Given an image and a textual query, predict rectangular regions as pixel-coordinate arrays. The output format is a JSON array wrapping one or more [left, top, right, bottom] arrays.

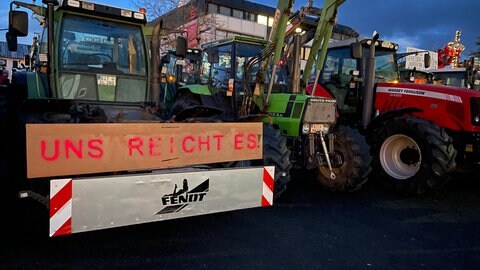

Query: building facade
[[149, 0, 358, 58], [0, 41, 30, 80]]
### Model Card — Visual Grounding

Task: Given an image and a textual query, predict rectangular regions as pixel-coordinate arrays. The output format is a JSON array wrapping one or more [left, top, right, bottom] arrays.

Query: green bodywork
[[263, 93, 308, 137], [179, 84, 212, 96], [24, 73, 48, 99], [21, 4, 151, 103]]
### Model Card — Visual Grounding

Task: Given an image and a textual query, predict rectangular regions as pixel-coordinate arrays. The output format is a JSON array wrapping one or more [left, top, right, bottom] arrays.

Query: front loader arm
[[253, 0, 294, 110], [302, 0, 345, 94]]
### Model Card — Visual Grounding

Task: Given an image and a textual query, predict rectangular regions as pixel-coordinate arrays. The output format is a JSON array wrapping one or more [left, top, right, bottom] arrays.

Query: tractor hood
[[377, 82, 480, 101], [375, 82, 480, 132]]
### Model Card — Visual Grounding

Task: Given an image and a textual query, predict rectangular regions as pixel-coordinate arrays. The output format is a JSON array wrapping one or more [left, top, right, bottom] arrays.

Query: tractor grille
[[303, 97, 337, 124], [471, 97, 480, 126]]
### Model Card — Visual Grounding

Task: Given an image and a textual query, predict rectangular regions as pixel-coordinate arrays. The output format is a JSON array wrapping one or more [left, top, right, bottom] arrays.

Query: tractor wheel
[[316, 125, 372, 192], [257, 124, 292, 199], [220, 124, 291, 199], [370, 116, 456, 195], [169, 94, 201, 121]]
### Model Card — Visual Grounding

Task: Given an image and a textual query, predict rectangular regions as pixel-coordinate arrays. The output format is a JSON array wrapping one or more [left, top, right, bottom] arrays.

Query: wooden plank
[[26, 122, 263, 178]]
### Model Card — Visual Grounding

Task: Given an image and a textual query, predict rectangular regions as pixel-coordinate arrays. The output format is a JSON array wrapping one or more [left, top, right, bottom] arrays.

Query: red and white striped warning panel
[[262, 167, 274, 206], [48, 166, 274, 237], [49, 178, 73, 237]]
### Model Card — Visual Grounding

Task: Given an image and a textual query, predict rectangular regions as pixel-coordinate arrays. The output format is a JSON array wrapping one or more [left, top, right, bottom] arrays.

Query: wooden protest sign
[[26, 122, 263, 178]]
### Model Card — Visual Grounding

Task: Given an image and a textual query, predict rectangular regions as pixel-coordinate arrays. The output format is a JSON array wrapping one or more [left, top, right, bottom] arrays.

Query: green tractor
[[169, 0, 371, 193], [159, 38, 292, 196], [155, 45, 204, 117], [1, 0, 293, 236]]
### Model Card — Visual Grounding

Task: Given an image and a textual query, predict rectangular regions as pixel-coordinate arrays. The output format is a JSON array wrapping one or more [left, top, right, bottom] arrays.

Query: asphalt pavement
[[2, 170, 479, 270]]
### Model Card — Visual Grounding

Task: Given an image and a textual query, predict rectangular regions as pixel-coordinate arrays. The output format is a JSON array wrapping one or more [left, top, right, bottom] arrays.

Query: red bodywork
[[375, 82, 480, 133], [306, 83, 333, 98], [308, 82, 480, 133]]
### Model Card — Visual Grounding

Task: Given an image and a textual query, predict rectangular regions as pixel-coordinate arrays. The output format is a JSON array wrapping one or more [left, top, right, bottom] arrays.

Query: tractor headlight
[[167, 73, 176, 84], [302, 123, 310, 134], [321, 124, 329, 133]]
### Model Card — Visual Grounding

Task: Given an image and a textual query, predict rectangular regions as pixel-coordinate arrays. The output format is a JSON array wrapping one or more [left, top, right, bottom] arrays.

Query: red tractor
[[309, 33, 480, 195]]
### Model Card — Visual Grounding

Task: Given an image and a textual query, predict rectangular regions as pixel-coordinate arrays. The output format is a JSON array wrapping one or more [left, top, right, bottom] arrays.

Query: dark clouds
[[259, 0, 478, 59], [2, 0, 477, 59], [338, 0, 477, 57]]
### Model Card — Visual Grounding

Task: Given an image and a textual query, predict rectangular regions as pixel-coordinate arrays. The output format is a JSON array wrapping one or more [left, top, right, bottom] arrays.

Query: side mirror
[[0, 59, 6, 67], [207, 48, 219, 64], [175, 36, 187, 58], [424, 53, 431, 69], [350, 42, 363, 59], [9, 10, 29, 37], [6, 32, 18, 51]]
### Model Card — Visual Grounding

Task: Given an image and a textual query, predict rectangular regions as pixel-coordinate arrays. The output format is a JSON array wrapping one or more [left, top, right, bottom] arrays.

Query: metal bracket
[[19, 190, 49, 208]]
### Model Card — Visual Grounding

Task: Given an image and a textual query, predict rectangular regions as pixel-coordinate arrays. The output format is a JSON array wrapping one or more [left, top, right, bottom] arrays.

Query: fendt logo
[[156, 178, 209, 215]]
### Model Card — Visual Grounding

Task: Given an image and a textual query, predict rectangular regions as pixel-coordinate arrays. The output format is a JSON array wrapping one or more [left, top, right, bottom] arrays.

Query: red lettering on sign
[[169, 137, 174, 154], [247, 133, 257, 149], [213, 134, 223, 150], [88, 139, 103, 159], [198, 135, 210, 151], [65, 139, 83, 159], [149, 137, 162, 156], [128, 137, 144, 156], [182, 136, 195, 153], [41, 138, 104, 161], [41, 139, 60, 161], [234, 134, 244, 150], [38, 131, 256, 164]]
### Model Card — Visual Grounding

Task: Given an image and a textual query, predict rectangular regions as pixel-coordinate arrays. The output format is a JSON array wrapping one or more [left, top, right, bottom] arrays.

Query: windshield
[[320, 47, 357, 85], [374, 50, 399, 83], [58, 14, 148, 103], [200, 42, 268, 87], [432, 71, 465, 88], [235, 42, 265, 83], [200, 44, 232, 88], [165, 50, 202, 84]]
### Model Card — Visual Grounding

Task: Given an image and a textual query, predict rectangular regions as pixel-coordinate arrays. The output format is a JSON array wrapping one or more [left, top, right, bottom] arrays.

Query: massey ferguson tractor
[[166, 0, 372, 193], [311, 33, 480, 195], [1, 0, 286, 237]]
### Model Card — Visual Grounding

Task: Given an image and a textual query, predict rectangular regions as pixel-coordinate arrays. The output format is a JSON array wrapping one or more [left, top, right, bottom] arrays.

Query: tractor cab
[[6, 0, 158, 122], [159, 46, 202, 109], [200, 37, 287, 94], [161, 47, 202, 85], [9, 1, 149, 101], [317, 37, 401, 117], [57, 14, 148, 102], [197, 36, 288, 119]]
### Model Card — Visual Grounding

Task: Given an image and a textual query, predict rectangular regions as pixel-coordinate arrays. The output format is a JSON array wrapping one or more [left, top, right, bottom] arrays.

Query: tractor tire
[[169, 93, 223, 122], [258, 124, 292, 199], [316, 125, 372, 192], [169, 94, 201, 121], [219, 124, 291, 199], [370, 116, 456, 195]]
